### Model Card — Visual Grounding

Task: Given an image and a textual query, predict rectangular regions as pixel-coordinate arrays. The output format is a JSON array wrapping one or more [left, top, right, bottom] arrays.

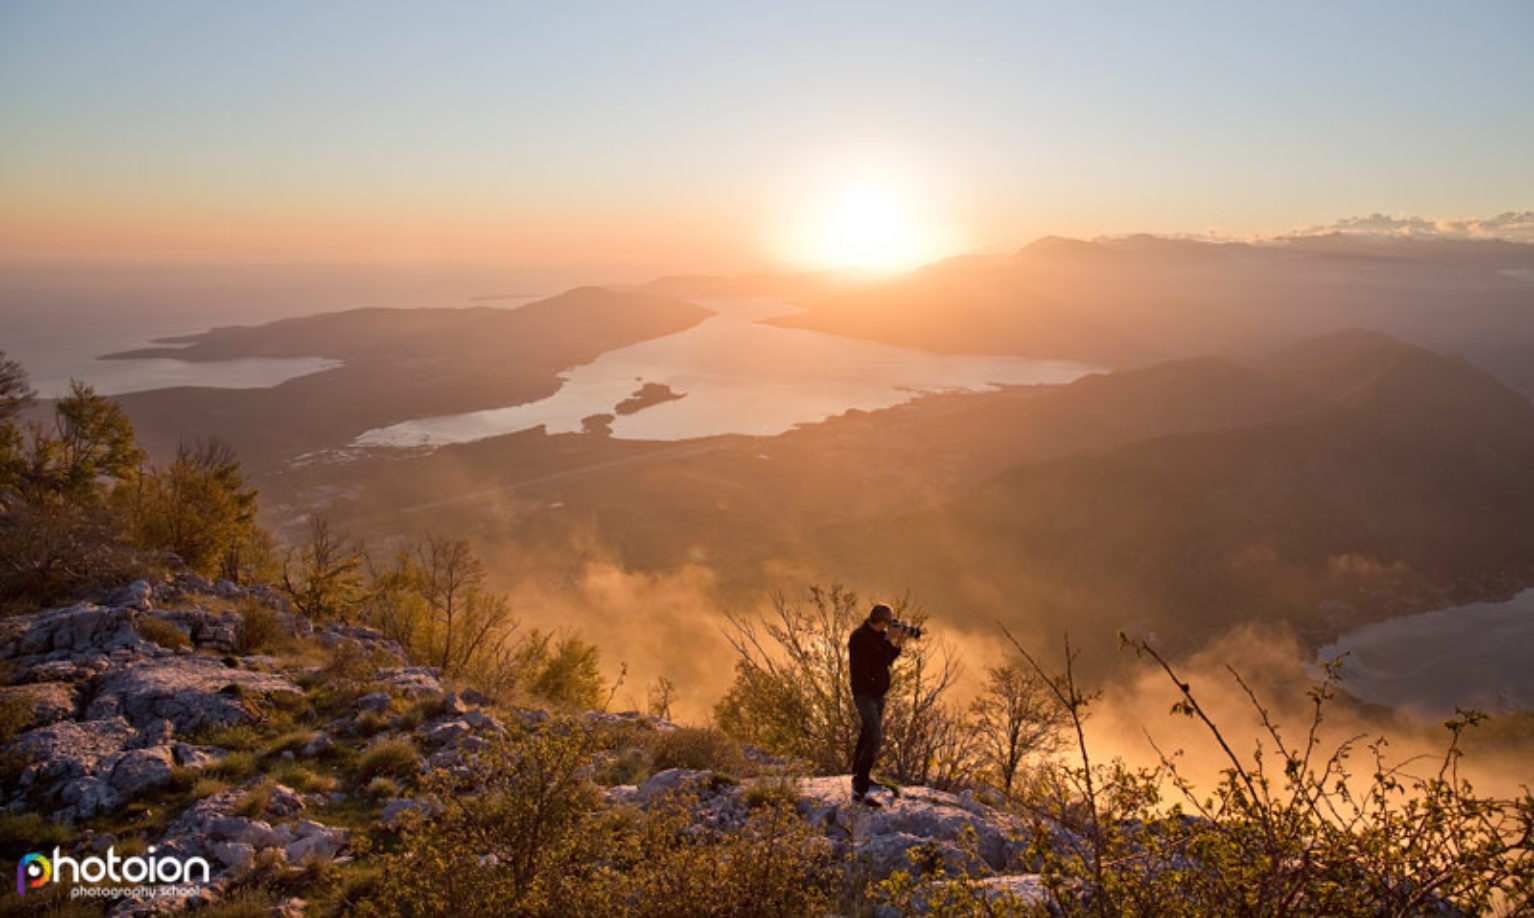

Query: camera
[[890, 619, 924, 639]]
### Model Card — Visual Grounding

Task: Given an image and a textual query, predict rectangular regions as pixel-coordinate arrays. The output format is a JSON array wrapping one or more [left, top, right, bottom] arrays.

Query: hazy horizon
[[4, 1, 1532, 276]]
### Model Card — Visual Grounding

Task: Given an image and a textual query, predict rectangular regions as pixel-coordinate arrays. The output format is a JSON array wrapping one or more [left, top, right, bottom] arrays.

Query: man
[[848, 602, 909, 807]]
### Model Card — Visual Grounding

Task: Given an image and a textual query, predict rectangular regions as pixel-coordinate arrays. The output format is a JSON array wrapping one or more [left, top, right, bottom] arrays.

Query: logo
[[14, 847, 208, 901], [17, 853, 49, 896]]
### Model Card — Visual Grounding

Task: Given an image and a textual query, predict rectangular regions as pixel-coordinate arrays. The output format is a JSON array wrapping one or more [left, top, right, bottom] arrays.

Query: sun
[[779, 176, 955, 274]]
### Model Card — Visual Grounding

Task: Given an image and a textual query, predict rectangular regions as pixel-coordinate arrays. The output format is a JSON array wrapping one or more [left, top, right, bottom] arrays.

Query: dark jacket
[[848, 621, 901, 698]]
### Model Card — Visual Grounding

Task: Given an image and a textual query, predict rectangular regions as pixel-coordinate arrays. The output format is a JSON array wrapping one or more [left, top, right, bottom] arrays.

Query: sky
[[2, 1, 1532, 278]]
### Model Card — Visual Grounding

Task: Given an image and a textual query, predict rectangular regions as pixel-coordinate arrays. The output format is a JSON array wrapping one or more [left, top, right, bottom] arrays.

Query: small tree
[[715, 584, 972, 784], [281, 516, 364, 620], [970, 662, 1068, 799], [1001, 626, 1534, 917], [0, 374, 147, 605], [515, 629, 604, 710], [130, 439, 261, 579]]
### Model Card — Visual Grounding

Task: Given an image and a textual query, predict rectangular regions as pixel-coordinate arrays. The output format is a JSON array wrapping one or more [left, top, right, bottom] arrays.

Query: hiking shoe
[[852, 793, 883, 809]]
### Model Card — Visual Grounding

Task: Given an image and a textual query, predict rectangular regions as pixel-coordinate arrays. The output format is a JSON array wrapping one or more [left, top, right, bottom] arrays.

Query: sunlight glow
[[774, 170, 961, 275]]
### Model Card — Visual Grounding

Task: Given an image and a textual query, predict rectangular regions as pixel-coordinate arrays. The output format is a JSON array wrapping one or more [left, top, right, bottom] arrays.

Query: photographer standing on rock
[[848, 602, 911, 808]]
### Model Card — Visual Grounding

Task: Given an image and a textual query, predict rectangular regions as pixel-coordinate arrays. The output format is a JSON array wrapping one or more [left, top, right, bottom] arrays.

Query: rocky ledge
[[1, 575, 1049, 916]]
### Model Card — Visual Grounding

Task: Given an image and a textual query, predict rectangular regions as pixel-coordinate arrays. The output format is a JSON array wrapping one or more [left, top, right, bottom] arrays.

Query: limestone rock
[[380, 796, 445, 828], [1, 603, 149, 660], [109, 746, 177, 797], [357, 692, 392, 712], [84, 655, 300, 733]]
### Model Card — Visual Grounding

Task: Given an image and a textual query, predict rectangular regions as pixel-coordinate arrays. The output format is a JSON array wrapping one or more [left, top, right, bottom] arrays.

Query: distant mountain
[[773, 234, 1534, 396], [807, 331, 1534, 649], [110, 287, 712, 471]]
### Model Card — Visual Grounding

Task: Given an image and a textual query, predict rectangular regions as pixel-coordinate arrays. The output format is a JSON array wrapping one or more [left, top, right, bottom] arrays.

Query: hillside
[[772, 235, 1534, 395], [810, 332, 1534, 650]]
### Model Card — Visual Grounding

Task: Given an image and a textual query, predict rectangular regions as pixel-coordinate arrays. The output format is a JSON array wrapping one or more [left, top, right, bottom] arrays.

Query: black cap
[[869, 603, 893, 623]]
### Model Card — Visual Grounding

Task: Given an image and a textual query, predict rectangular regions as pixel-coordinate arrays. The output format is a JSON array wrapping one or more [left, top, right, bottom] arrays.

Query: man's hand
[[888, 626, 910, 647]]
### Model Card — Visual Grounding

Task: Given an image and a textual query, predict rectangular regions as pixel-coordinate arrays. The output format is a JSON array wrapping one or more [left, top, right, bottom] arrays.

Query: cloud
[[1289, 211, 1534, 243]]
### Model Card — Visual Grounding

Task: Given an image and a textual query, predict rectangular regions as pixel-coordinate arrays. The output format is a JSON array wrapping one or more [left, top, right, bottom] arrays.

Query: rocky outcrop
[[83, 655, 301, 733], [8, 716, 180, 820], [2, 572, 1054, 916]]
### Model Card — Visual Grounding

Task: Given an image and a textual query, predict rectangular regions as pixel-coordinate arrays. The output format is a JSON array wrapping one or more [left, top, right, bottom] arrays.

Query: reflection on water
[[356, 298, 1100, 447], [1319, 588, 1534, 717], [41, 357, 341, 396]]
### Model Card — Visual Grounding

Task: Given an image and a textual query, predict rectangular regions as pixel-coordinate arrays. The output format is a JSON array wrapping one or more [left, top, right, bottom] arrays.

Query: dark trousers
[[851, 693, 885, 796]]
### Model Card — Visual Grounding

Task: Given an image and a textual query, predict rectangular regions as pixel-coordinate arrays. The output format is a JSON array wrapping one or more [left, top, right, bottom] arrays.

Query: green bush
[[354, 721, 835, 918], [136, 614, 191, 650], [649, 727, 748, 776], [238, 601, 292, 655], [0, 690, 36, 744], [207, 751, 259, 781], [354, 737, 420, 785], [1004, 631, 1534, 917]]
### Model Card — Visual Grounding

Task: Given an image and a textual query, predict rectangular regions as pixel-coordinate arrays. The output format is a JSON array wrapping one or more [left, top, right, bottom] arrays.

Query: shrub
[[356, 722, 836, 918], [649, 727, 748, 776], [0, 691, 34, 744], [365, 776, 400, 800], [207, 751, 259, 781], [136, 615, 191, 651], [272, 762, 336, 794], [266, 729, 319, 756], [194, 723, 264, 751], [231, 779, 274, 819], [742, 775, 800, 811], [355, 709, 390, 737], [1003, 628, 1534, 917], [238, 601, 292, 655], [593, 745, 650, 787], [714, 585, 972, 786], [354, 737, 420, 785]]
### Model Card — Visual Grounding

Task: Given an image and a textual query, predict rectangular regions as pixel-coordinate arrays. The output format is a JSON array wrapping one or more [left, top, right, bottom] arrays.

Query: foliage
[[281, 516, 365, 621], [513, 629, 604, 710], [1002, 627, 1534, 917], [135, 614, 192, 650], [970, 663, 1069, 799], [0, 373, 146, 606], [362, 534, 519, 684], [714, 584, 978, 787], [128, 439, 263, 580], [0, 354, 273, 608], [649, 726, 748, 776], [353, 736, 420, 786], [360, 720, 836, 917]]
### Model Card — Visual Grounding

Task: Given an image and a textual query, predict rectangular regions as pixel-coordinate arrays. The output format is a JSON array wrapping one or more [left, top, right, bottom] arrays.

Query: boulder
[[105, 580, 154, 610], [441, 692, 467, 716], [84, 656, 301, 733], [380, 796, 445, 828], [378, 666, 442, 697], [636, 768, 727, 805], [10, 716, 137, 787], [109, 747, 177, 797], [172, 742, 227, 769], [423, 720, 470, 746], [264, 784, 306, 818], [1, 603, 149, 660], [794, 777, 1029, 878], [463, 709, 505, 734], [357, 692, 392, 712], [459, 688, 493, 707], [285, 823, 347, 863], [208, 841, 254, 872], [301, 732, 335, 757]]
